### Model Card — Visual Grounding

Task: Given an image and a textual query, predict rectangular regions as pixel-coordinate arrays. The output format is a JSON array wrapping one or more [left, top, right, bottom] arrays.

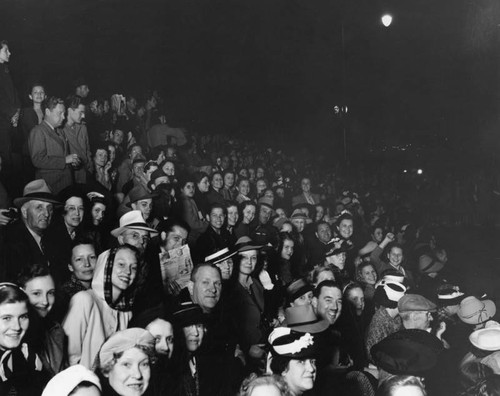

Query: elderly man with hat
[[3, 179, 60, 281], [110, 209, 158, 254]]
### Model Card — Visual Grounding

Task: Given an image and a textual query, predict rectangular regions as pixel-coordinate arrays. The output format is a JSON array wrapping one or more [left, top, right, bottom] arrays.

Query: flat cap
[[398, 294, 437, 313]]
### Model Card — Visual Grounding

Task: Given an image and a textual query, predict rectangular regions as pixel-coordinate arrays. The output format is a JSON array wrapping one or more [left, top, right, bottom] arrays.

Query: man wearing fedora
[[109, 209, 158, 254], [2, 179, 60, 281]]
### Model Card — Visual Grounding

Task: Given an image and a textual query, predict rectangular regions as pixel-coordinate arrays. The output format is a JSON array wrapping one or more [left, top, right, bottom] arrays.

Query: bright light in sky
[[417, 169, 423, 175], [381, 14, 393, 27]]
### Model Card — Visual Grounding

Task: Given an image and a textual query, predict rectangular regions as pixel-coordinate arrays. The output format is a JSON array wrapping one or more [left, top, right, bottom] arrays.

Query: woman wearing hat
[[42, 365, 101, 396], [63, 244, 140, 368], [0, 283, 48, 395], [268, 327, 318, 396], [95, 328, 155, 396]]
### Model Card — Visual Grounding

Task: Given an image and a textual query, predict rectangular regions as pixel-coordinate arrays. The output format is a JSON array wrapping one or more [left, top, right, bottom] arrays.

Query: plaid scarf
[[103, 247, 136, 311]]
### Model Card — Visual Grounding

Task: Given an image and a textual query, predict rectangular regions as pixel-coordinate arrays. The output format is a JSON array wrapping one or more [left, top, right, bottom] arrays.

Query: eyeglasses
[[124, 231, 151, 243]]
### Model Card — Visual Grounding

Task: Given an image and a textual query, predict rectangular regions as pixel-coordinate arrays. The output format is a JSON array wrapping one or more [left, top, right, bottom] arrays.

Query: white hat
[[111, 210, 158, 238], [42, 365, 101, 396]]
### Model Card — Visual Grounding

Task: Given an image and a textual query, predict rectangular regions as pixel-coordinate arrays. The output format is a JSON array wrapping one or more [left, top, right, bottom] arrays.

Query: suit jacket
[[292, 192, 321, 207], [2, 219, 47, 281], [20, 107, 40, 155], [28, 121, 73, 194]]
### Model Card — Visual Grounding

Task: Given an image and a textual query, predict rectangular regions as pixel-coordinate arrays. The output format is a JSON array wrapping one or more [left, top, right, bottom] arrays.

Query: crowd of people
[[1, 40, 500, 396]]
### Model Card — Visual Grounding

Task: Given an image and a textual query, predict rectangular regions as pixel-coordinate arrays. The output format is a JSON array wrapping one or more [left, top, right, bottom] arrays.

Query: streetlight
[[381, 14, 393, 27]]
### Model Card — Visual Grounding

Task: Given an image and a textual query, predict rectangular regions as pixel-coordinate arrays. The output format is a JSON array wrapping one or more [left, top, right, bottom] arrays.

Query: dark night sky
[[1, 0, 499, 153]]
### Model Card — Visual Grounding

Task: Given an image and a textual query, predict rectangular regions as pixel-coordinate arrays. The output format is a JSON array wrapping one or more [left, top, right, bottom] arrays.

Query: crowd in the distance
[[2, 39, 500, 396]]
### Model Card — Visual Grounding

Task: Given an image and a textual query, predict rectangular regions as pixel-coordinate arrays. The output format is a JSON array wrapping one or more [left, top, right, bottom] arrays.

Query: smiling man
[[194, 203, 232, 263], [3, 179, 60, 281], [312, 280, 343, 326]]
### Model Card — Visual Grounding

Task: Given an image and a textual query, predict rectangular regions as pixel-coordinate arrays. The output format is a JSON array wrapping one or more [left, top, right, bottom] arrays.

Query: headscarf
[[98, 328, 155, 368], [103, 246, 138, 311], [42, 365, 101, 396]]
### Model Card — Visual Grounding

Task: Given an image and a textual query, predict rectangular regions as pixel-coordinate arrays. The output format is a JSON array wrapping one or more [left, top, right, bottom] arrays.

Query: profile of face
[[223, 172, 235, 188], [105, 347, 150, 396], [291, 218, 305, 233], [388, 247, 404, 267], [45, 103, 66, 128], [292, 291, 313, 307], [92, 202, 106, 226], [70, 243, 97, 283], [346, 287, 365, 316], [211, 173, 223, 191], [238, 180, 250, 196], [338, 219, 353, 240], [189, 266, 222, 313], [0, 301, 29, 350], [29, 85, 46, 105], [94, 149, 108, 168], [182, 182, 195, 198], [119, 229, 151, 253], [359, 264, 377, 285], [242, 204, 256, 224], [215, 258, 233, 280], [69, 104, 85, 124], [64, 196, 84, 229], [146, 319, 174, 358], [372, 227, 384, 243], [239, 250, 258, 276], [281, 239, 294, 260], [0, 44, 11, 63], [183, 324, 206, 352], [326, 252, 346, 270], [301, 178, 312, 193], [131, 199, 152, 222], [259, 205, 272, 225], [208, 207, 225, 230], [316, 223, 332, 244], [197, 177, 210, 193], [111, 248, 138, 294], [313, 285, 342, 325], [283, 358, 316, 395], [162, 225, 188, 251], [162, 161, 175, 176], [112, 129, 124, 145], [227, 205, 239, 227], [22, 199, 54, 235], [24, 275, 55, 318], [107, 145, 116, 163]]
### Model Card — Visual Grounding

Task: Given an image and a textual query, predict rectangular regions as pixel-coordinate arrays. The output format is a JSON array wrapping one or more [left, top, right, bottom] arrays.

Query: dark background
[[1, 0, 499, 157]]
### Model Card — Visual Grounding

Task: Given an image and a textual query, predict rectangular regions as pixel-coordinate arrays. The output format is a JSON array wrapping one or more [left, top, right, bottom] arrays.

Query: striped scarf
[[103, 247, 136, 311]]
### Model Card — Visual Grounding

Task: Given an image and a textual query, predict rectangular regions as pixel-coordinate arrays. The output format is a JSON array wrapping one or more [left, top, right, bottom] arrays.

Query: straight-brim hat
[[41, 365, 101, 396], [286, 279, 314, 304], [99, 328, 155, 368], [126, 185, 157, 207], [258, 196, 275, 211], [374, 280, 406, 309], [205, 247, 237, 264], [269, 327, 319, 359], [14, 179, 61, 207], [371, 329, 443, 376], [458, 296, 496, 325], [470, 327, 500, 351], [290, 209, 308, 221], [173, 302, 206, 328], [285, 305, 329, 333], [111, 210, 159, 237], [398, 294, 437, 313], [437, 285, 465, 307], [418, 254, 445, 274], [235, 236, 263, 252]]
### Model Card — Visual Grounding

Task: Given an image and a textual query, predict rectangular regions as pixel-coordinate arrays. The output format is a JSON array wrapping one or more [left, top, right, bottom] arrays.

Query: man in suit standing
[[28, 96, 80, 194], [292, 177, 321, 207], [2, 179, 60, 281]]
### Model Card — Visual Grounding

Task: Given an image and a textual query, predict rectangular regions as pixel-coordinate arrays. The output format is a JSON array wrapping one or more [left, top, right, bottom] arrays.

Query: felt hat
[[458, 296, 496, 325], [235, 236, 263, 252], [290, 209, 308, 220], [204, 247, 237, 264], [269, 327, 319, 359], [110, 210, 159, 237], [285, 305, 329, 333], [437, 284, 464, 307], [418, 254, 445, 274], [398, 294, 437, 313], [99, 328, 155, 368], [258, 196, 275, 211], [374, 280, 406, 309], [42, 365, 101, 396], [150, 169, 169, 183], [58, 184, 86, 204], [14, 179, 61, 207], [286, 279, 314, 304], [126, 185, 157, 206], [470, 327, 500, 351], [173, 302, 206, 328], [371, 329, 443, 376]]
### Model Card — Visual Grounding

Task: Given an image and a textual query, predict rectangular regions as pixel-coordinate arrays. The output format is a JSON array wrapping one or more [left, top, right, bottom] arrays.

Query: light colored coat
[[62, 249, 132, 368]]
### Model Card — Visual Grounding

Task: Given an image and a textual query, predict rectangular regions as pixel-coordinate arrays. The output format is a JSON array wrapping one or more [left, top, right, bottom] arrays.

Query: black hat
[[371, 329, 443, 376], [286, 279, 314, 305], [173, 302, 206, 328]]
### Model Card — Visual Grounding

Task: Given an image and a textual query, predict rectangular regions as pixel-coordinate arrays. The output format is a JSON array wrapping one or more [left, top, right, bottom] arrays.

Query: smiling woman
[[63, 244, 140, 368]]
